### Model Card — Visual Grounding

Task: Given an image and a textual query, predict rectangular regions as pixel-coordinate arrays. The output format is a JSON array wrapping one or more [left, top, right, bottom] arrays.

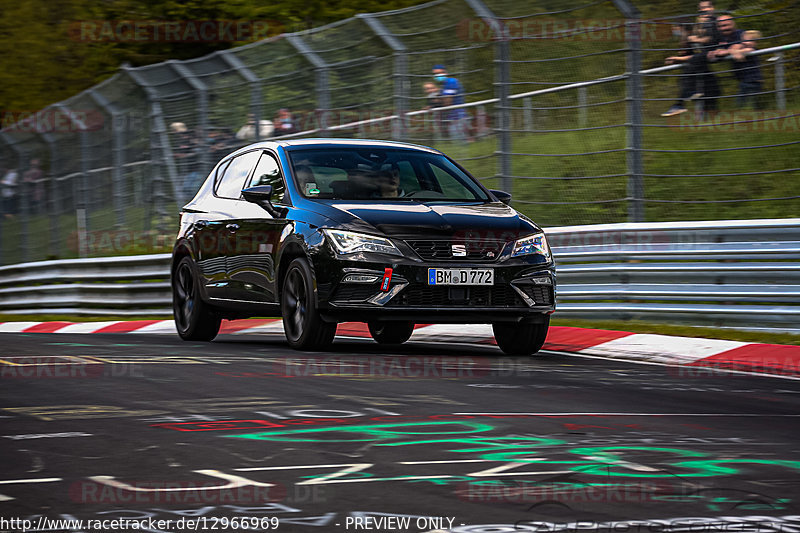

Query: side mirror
[[242, 185, 282, 217], [489, 189, 512, 206]]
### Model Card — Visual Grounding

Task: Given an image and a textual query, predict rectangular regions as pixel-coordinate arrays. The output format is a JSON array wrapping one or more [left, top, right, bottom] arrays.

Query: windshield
[[286, 147, 490, 202]]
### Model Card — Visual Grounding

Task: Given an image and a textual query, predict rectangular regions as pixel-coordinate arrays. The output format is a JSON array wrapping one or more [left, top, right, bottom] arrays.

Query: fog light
[[342, 274, 381, 284]]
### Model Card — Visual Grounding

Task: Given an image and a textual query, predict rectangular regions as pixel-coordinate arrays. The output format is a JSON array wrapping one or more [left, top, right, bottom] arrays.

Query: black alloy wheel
[[281, 257, 336, 350], [172, 256, 221, 341]]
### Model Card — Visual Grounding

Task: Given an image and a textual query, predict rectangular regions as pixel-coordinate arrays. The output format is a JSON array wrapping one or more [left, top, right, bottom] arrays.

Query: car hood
[[302, 200, 540, 240]]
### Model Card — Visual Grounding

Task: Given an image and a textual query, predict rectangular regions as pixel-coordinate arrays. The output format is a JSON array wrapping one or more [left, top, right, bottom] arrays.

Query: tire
[[368, 321, 415, 345], [172, 256, 221, 341], [281, 257, 336, 350], [492, 316, 550, 356]]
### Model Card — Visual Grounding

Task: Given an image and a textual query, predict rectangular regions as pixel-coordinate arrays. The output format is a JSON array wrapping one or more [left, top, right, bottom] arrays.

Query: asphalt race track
[[1, 331, 800, 533]]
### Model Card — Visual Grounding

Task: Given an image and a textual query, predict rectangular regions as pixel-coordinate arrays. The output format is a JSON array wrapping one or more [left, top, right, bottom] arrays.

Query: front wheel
[[492, 316, 550, 356], [368, 321, 415, 345], [172, 256, 221, 341], [281, 258, 336, 350]]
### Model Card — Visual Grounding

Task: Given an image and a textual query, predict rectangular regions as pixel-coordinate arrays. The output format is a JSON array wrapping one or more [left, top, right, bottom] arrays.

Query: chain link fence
[[0, 0, 797, 265]]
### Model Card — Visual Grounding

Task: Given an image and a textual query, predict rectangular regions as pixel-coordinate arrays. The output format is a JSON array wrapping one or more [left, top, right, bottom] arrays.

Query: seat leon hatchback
[[171, 139, 555, 354]]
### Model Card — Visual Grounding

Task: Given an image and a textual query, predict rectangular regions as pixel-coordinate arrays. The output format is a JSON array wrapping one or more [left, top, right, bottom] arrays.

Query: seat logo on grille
[[451, 244, 467, 257]]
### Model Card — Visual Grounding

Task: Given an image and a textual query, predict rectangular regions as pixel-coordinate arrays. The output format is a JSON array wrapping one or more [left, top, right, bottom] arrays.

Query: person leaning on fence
[[1, 167, 19, 219], [662, 1, 721, 117], [729, 30, 764, 109], [706, 15, 745, 81], [423, 82, 442, 109], [432, 64, 471, 142], [22, 159, 45, 214]]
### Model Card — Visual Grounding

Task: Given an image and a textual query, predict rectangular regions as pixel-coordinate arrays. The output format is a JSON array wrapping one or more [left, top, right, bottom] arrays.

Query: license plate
[[427, 268, 494, 286]]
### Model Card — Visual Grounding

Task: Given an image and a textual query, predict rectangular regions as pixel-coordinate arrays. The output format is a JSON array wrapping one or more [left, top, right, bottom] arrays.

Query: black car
[[171, 139, 555, 355]]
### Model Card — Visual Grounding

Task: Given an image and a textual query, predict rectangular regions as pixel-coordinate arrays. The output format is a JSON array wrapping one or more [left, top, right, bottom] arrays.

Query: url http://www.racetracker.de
[[0, 516, 282, 532]]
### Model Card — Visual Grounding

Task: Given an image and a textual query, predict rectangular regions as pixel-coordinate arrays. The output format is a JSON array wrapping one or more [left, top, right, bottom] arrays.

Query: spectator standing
[[22, 159, 45, 214], [432, 64, 470, 141], [1, 167, 19, 218], [662, 1, 721, 117], [730, 30, 764, 109]]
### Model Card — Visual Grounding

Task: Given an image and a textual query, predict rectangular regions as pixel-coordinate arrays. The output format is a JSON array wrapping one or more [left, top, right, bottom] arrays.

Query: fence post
[[578, 87, 588, 128], [287, 35, 330, 133], [124, 67, 180, 232], [218, 51, 263, 142], [624, 15, 644, 223], [358, 14, 408, 140], [88, 89, 126, 227], [54, 104, 91, 257], [774, 52, 786, 111], [464, 0, 511, 194], [169, 61, 210, 179], [523, 97, 533, 132], [38, 130, 62, 258], [0, 134, 8, 265]]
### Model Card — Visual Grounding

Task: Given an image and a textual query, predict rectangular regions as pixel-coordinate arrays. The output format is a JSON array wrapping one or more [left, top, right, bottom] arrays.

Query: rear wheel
[[368, 321, 415, 345], [281, 258, 336, 350], [492, 316, 550, 355], [172, 256, 221, 341]]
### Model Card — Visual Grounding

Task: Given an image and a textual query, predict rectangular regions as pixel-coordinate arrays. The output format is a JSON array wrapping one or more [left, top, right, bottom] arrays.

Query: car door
[[225, 150, 291, 304], [189, 160, 233, 300], [198, 149, 263, 301]]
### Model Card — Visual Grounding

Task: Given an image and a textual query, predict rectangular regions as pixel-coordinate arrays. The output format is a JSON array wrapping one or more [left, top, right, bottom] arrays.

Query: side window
[[247, 152, 286, 204], [430, 163, 465, 198], [215, 150, 261, 199]]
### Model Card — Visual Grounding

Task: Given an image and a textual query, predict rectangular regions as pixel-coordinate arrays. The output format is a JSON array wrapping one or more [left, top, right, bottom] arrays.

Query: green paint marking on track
[[226, 421, 496, 443]]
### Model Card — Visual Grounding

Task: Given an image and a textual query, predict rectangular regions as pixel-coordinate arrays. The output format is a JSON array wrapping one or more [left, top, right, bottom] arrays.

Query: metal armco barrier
[[1, 219, 798, 330]]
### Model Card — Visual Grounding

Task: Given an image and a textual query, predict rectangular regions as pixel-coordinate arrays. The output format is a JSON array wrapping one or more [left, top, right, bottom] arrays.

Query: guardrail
[[1, 219, 798, 331]]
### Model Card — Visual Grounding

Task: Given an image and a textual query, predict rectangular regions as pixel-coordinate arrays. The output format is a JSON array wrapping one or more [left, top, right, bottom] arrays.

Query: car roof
[[227, 138, 442, 158]]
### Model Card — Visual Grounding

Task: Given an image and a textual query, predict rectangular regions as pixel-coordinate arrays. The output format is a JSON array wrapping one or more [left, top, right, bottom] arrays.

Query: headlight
[[322, 229, 402, 256], [512, 233, 551, 260]]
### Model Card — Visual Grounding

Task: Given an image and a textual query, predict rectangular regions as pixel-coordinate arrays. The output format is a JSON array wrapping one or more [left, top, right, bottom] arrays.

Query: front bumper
[[312, 248, 556, 324]]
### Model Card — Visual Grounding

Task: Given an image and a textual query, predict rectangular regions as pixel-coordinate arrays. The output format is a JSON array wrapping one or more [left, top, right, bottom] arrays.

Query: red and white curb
[[1, 320, 798, 377]]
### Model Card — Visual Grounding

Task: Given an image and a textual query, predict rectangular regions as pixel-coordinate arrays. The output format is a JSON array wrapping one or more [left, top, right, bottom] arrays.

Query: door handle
[[226, 223, 240, 232], [194, 220, 209, 229]]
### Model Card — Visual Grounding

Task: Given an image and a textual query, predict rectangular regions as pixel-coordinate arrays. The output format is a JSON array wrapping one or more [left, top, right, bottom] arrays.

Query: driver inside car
[[373, 163, 404, 198]]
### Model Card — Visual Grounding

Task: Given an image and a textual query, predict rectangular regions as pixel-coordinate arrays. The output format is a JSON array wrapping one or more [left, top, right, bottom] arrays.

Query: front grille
[[387, 284, 525, 308], [518, 285, 554, 305], [405, 239, 506, 261], [331, 283, 380, 303]]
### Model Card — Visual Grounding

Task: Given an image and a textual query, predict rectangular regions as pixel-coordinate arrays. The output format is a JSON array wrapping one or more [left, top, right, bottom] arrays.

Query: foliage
[[0, 0, 429, 113]]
